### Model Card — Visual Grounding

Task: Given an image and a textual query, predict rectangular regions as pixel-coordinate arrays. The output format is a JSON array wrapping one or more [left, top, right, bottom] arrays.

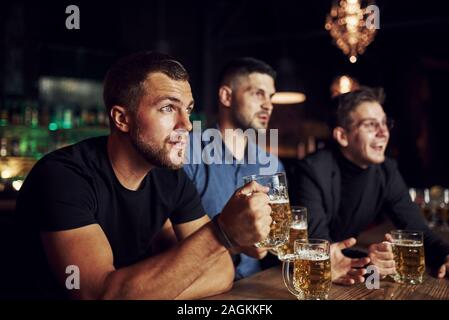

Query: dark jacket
[[291, 148, 449, 269]]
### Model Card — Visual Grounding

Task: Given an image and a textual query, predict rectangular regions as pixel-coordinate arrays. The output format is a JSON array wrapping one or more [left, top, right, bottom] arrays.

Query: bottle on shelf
[[31, 102, 39, 128], [0, 137, 8, 157], [421, 188, 435, 228], [0, 105, 9, 127], [437, 189, 449, 230]]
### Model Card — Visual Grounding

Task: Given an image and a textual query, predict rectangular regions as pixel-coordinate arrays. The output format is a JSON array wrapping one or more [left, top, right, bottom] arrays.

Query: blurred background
[[1, 0, 448, 215]]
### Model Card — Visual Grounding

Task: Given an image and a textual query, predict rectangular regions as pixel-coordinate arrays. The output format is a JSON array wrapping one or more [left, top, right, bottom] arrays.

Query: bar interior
[[1, 0, 449, 301]]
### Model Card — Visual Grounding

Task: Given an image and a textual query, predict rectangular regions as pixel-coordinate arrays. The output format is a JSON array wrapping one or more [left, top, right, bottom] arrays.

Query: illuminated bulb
[[339, 76, 352, 94], [12, 179, 24, 191], [1, 169, 12, 179], [271, 92, 306, 104], [349, 55, 357, 63]]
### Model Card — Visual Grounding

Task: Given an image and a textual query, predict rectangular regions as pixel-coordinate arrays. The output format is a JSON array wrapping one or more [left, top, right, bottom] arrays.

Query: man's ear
[[333, 126, 349, 147], [110, 105, 131, 133], [218, 85, 232, 108]]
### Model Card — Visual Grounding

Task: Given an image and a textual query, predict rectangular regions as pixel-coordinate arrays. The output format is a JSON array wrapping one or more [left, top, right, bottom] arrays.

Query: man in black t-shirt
[[14, 52, 272, 299], [292, 87, 449, 282]]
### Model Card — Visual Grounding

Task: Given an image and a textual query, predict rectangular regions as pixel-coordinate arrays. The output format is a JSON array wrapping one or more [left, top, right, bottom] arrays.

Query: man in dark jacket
[[293, 87, 449, 280]]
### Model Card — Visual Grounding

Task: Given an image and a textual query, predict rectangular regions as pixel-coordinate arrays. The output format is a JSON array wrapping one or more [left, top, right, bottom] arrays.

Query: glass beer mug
[[276, 206, 308, 261], [242, 172, 290, 249], [391, 230, 425, 285], [282, 239, 332, 300]]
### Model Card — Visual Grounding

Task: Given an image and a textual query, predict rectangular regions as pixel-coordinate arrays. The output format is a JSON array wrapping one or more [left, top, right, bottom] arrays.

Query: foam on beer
[[291, 221, 307, 230], [296, 250, 329, 261], [393, 240, 423, 247], [269, 198, 289, 204]]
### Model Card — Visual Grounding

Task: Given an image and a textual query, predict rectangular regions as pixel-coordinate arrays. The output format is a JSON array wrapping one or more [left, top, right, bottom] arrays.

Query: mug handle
[[282, 258, 301, 297]]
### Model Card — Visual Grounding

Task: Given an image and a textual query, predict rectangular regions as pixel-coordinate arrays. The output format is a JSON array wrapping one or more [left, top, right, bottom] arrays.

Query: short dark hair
[[334, 86, 385, 128], [218, 57, 276, 87], [103, 51, 189, 116]]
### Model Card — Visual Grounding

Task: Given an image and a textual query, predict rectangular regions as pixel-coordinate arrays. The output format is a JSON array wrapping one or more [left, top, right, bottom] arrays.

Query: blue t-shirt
[[183, 125, 284, 279]]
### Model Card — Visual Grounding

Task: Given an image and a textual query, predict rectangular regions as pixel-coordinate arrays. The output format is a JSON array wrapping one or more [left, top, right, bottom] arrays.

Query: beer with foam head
[[294, 251, 331, 300], [391, 230, 425, 284], [283, 239, 331, 300]]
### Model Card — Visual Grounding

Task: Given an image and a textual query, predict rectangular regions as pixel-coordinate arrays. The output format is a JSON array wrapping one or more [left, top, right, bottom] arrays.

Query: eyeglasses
[[352, 117, 394, 133]]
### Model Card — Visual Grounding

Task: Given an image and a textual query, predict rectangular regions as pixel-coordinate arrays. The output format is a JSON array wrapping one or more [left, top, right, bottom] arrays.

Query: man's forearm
[[175, 250, 234, 299], [101, 222, 231, 299]]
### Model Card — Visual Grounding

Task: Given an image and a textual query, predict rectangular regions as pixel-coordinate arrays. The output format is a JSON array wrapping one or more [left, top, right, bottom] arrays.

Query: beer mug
[[243, 172, 290, 249], [282, 239, 331, 300], [391, 230, 425, 285], [277, 206, 308, 261]]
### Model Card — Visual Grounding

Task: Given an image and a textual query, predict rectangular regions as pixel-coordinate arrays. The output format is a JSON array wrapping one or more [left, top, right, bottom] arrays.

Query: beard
[[230, 102, 256, 131], [230, 100, 268, 131], [129, 124, 184, 170]]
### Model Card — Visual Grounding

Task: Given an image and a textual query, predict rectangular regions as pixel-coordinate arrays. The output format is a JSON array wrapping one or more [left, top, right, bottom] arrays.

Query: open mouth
[[168, 129, 188, 150], [371, 145, 384, 152]]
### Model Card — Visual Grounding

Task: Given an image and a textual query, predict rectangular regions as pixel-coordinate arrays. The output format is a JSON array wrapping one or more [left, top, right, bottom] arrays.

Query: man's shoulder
[[21, 137, 108, 196], [36, 136, 106, 173], [300, 149, 336, 171]]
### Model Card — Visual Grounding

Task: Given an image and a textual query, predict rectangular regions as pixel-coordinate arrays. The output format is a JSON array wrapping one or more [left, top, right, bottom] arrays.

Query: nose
[[376, 123, 389, 137], [176, 110, 193, 132], [261, 98, 273, 114]]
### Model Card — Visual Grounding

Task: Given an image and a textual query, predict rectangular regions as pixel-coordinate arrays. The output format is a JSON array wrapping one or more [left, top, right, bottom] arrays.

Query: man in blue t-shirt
[[184, 58, 284, 279], [184, 58, 372, 285]]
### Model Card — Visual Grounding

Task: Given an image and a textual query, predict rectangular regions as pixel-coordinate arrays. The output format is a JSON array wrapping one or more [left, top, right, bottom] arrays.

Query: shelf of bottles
[[0, 99, 109, 193]]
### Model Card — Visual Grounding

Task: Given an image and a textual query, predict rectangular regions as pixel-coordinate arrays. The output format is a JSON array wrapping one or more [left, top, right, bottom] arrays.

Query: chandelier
[[325, 0, 377, 63]]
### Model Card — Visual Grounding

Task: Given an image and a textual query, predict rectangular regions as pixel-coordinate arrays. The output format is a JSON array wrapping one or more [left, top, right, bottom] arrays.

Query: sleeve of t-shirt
[[18, 159, 97, 232], [170, 170, 206, 225]]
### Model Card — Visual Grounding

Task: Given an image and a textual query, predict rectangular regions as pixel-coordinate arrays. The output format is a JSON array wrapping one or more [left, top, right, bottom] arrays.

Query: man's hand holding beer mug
[[368, 234, 396, 278], [216, 180, 272, 258], [376, 231, 449, 283]]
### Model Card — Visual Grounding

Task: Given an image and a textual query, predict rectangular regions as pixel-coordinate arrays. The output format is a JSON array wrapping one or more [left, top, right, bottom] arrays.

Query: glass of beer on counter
[[391, 230, 425, 285], [282, 239, 331, 300], [243, 172, 290, 249], [277, 206, 308, 261]]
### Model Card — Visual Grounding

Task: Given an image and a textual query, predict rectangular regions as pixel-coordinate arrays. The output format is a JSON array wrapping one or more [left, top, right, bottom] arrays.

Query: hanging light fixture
[[330, 75, 360, 97], [272, 57, 306, 105], [325, 0, 378, 63]]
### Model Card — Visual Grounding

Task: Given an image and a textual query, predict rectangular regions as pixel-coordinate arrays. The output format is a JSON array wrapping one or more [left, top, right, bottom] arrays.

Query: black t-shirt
[[14, 136, 205, 299]]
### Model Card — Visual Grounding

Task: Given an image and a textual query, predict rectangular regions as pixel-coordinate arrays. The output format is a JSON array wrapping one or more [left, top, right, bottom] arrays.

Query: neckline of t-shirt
[[101, 137, 150, 195]]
